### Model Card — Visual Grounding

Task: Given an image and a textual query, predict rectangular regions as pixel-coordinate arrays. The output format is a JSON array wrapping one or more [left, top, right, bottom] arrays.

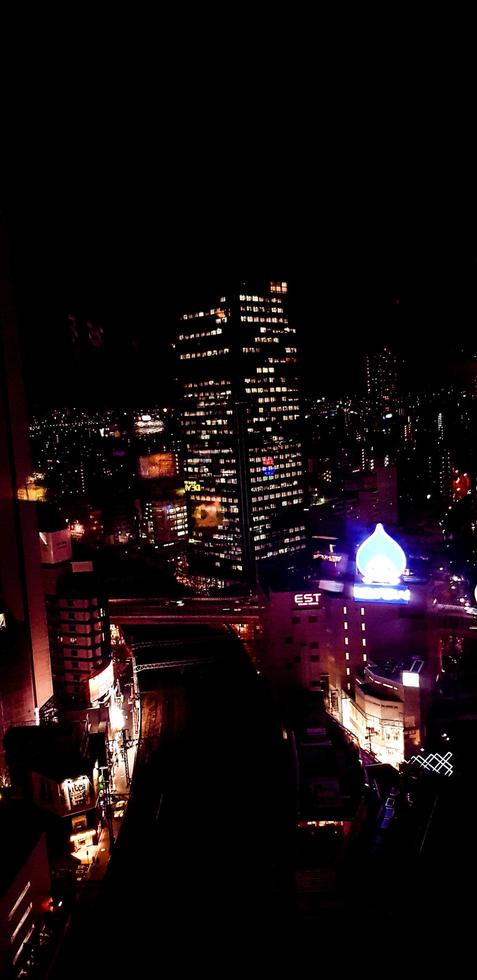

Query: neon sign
[[356, 523, 406, 586], [355, 524, 410, 603], [294, 592, 320, 607], [184, 480, 201, 492], [314, 551, 342, 563], [353, 584, 411, 602]]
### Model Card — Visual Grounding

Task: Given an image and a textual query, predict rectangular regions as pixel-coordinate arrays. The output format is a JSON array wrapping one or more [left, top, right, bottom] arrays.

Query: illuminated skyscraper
[[0, 215, 53, 752], [365, 347, 400, 415], [177, 280, 306, 581]]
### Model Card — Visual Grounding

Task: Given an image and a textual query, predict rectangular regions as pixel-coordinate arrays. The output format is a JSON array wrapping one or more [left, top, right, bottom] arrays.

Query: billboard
[[354, 523, 410, 603], [192, 499, 225, 536], [134, 414, 166, 437], [88, 660, 114, 704], [39, 528, 72, 565], [138, 453, 177, 479]]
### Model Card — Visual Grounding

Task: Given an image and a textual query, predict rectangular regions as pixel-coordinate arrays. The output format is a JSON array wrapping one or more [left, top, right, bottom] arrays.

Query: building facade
[[0, 804, 51, 976], [177, 280, 306, 581], [46, 566, 111, 708], [0, 215, 52, 765]]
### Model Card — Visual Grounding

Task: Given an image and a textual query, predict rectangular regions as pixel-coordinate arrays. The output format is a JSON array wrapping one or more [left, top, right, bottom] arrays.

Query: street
[[51, 625, 294, 974]]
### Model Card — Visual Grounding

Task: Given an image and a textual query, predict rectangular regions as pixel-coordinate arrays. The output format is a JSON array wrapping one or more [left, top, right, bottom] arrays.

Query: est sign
[[294, 592, 320, 607]]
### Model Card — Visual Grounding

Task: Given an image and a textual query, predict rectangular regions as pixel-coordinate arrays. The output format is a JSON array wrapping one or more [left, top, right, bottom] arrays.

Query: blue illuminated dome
[[356, 523, 406, 586]]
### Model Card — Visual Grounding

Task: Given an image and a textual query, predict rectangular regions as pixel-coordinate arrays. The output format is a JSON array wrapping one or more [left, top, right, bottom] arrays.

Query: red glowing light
[[452, 469, 471, 502]]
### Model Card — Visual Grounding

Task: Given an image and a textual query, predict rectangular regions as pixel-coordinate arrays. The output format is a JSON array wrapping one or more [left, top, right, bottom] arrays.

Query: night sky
[[4, 75, 476, 411]]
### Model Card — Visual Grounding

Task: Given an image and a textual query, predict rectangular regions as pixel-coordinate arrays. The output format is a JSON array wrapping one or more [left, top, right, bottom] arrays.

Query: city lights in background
[[69, 521, 85, 539]]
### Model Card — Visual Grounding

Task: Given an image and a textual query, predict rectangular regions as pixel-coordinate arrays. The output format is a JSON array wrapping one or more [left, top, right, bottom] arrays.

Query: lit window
[[10, 903, 33, 943], [8, 882, 31, 922]]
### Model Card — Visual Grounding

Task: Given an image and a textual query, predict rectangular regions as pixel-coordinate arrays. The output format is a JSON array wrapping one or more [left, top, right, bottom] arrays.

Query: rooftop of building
[[4, 721, 100, 783], [0, 800, 46, 895], [54, 567, 103, 598], [258, 554, 320, 593], [68, 547, 190, 599], [366, 657, 424, 683], [357, 681, 402, 703]]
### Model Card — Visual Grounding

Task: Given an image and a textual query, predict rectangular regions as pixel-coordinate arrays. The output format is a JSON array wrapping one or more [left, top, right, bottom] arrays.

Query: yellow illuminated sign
[[17, 484, 46, 502], [184, 480, 201, 492]]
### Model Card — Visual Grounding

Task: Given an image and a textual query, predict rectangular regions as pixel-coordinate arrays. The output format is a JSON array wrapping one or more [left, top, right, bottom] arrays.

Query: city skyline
[[5, 175, 477, 409], [3, 63, 477, 971]]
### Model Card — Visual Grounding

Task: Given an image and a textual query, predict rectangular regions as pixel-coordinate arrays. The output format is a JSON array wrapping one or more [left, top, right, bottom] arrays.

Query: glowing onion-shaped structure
[[356, 523, 406, 586]]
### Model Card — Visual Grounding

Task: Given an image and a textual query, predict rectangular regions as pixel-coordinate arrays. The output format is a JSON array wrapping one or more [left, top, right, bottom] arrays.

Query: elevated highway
[[109, 594, 262, 626]]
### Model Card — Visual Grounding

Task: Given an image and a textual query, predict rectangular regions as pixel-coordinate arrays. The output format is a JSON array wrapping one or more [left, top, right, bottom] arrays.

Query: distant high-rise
[[365, 347, 400, 415], [177, 280, 306, 581], [0, 215, 53, 750], [137, 449, 188, 572]]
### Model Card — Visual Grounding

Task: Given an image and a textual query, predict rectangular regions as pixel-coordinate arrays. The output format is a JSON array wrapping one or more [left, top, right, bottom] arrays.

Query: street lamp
[[110, 703, 125, 733], [99, 765, 115, 852]]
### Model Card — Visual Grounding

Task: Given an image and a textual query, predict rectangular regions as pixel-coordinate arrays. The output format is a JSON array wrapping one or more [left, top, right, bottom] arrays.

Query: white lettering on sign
[[294, 593, 320, 607], [353, 584, 411, 602]]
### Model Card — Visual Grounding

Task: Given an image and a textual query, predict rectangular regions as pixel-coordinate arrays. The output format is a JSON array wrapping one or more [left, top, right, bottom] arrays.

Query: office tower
[[365, 347, 399, 415], [177, 280, 305, 581], [0, 214, 53, 749]]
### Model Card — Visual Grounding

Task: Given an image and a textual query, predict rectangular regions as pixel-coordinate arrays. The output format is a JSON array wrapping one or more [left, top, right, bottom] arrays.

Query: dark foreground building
[[0, 214, 52, 773]]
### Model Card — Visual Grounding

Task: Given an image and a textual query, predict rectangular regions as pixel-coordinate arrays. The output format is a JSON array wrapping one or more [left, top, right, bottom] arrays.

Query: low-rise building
[[0, 802, 50, 976], [4, 721, 106, 859]]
